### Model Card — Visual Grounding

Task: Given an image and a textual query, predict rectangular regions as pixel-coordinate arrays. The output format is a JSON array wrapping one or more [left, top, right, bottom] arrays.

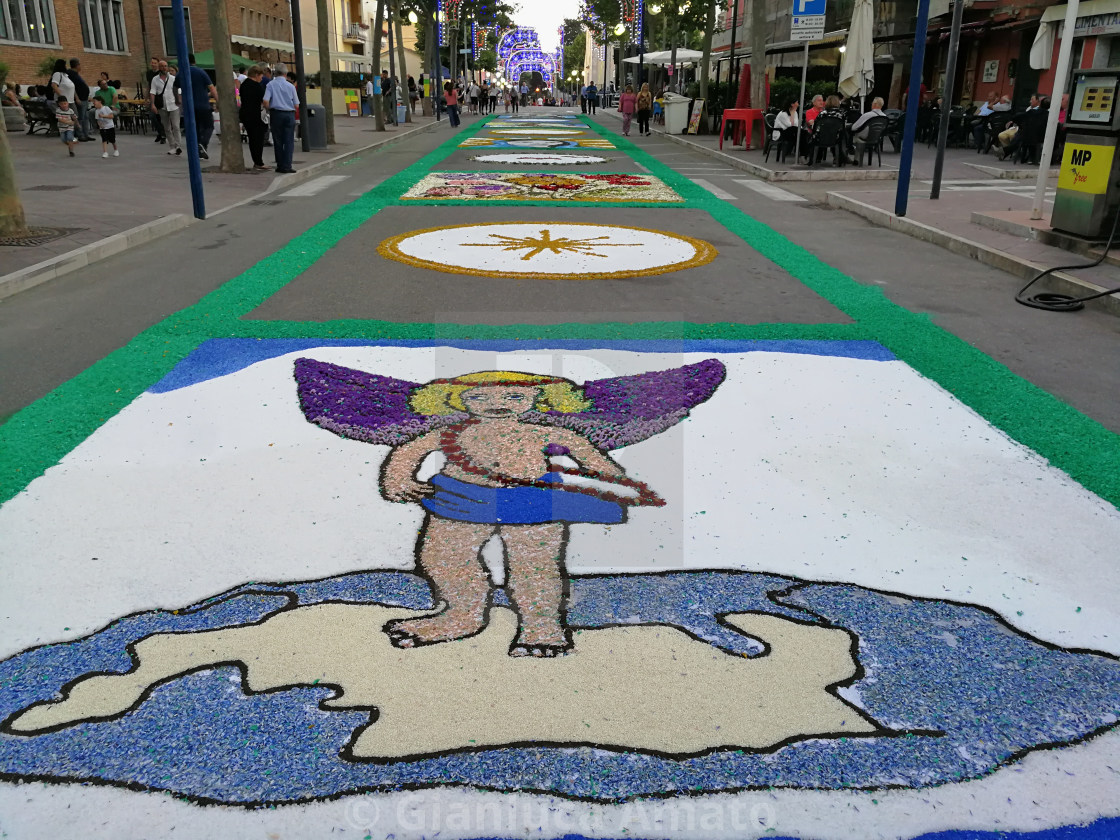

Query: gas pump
[[1051, 69, 1120, 237]]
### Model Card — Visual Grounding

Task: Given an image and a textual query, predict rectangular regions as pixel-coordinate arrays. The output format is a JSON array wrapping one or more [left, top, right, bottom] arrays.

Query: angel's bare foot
[[385, 612, 485, 648], [509, 640, 573, 658]]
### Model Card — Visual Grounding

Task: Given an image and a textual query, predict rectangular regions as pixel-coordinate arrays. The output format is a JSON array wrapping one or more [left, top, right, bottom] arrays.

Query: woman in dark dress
[[239, 65, 269, 170]]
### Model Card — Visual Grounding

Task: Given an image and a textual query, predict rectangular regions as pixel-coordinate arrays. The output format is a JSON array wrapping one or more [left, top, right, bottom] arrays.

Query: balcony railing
[[343, 23, 368, 43]]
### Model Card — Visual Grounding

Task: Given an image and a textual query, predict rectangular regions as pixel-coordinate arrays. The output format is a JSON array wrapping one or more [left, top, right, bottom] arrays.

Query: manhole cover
[[249, 199, 284, 206], [0, 226, 85, 247], [25, 184, 78, 191]]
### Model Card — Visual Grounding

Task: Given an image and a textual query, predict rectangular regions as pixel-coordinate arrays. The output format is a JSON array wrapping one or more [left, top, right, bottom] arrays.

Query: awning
[[193, 49, 257, 70], [1032, 0, 1120, 69], [231, 35, 295, 52]]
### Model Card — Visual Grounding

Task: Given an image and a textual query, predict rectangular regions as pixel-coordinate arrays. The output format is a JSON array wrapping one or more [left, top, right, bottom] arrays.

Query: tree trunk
[[669, 3, 680, 95], [372, 0, 386, 130], [315, 0, 335, 143], [0, 118, 28, 237], [699, 0, 715, 101], [204, 0, 246, 173], [750, 0, 767, 111], [394, 0, 412, 122]]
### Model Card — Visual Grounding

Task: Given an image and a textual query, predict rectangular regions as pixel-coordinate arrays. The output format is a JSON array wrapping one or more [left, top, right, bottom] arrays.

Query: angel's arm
[[380, 430, 442, 502], [559, 432, 626, 478]]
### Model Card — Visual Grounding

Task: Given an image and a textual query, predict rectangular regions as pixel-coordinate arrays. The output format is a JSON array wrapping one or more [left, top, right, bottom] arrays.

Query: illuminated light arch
[[497, 27, 557, 89]]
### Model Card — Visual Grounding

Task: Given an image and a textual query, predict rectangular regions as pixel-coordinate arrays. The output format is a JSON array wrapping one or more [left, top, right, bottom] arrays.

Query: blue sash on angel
[[421, 473, 625, 525]]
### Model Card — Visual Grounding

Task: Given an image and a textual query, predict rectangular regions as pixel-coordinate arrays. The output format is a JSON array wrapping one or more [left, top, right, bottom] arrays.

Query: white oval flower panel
[[490, 128, 584, 136], [469, 153, 609, 165], [379, 222, 718, 280]]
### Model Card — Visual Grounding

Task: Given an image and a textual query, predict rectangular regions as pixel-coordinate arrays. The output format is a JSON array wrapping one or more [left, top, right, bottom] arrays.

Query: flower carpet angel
[[295, 359, 725, 657]]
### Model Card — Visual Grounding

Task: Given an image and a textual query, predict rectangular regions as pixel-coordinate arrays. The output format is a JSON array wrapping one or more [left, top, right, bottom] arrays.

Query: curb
[[827, 190, 1120, 316], [0, 119, 438, 302], [963, 161, 1059, 180]]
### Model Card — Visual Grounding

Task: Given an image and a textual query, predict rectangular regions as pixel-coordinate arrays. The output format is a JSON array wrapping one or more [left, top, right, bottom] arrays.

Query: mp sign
[[792, 0, 826, 40]]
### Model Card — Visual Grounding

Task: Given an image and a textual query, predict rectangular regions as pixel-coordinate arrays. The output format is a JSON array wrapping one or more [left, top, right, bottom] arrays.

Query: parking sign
[[791, 0, 826, 39], [794, 0, 827, 14]]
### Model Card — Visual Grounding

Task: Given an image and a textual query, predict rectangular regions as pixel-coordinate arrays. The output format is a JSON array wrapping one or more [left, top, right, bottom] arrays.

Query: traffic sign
[[792, 14, 826, 40], [794, 0, 827, 15]]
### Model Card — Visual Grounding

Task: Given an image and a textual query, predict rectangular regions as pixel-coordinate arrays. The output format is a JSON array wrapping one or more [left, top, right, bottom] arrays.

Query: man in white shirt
[[149, 60, 182, 155], [365, 77, 375, 116], [850, 97, 887, 141]]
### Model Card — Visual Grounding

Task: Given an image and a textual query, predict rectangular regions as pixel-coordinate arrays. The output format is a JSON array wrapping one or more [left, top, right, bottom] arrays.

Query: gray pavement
[[248, 204, 850, 325], [1, 113, 442, 278], [2, 108, 1118, 442], [584, 114, 1120, 433]]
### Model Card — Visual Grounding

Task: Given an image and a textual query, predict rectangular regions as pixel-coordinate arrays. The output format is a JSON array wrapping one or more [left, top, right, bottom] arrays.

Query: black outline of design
[[2, 569, 1118, 806]]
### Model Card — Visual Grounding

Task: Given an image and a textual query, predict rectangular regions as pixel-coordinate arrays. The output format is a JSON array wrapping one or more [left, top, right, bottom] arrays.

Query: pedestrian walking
[[263, 63, 298, 173], [66, 59, 93, 141], [55, 98, 78, 156], [489, 84, 498, 115], [511, 86, 519, 113], [382, 70, 397, 125], [149, 60, 182, 155], [408, 75, 418, 114], [444, 82, 460, 127], [586, 82, 599, 116], [146, 57, 166, 142], [94, 98, 119, 158], [636, 83, 653, 136], [618, 84, 637, 136], [580, 84, 588, 114], [176, 53, 218, 160], [240, 65, 270, 170], [49, 59, 75, 109]]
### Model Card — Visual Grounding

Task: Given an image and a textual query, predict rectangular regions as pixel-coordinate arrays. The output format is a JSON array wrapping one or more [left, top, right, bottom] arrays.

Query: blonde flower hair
[[410, 371, 592, 416]]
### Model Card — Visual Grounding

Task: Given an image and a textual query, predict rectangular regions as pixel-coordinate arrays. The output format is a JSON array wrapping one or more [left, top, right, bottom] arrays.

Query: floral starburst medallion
[[378, 222, 718, 280]]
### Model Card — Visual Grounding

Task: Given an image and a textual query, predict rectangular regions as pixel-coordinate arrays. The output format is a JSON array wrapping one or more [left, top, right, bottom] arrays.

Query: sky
[[516, 0, 581, 52]]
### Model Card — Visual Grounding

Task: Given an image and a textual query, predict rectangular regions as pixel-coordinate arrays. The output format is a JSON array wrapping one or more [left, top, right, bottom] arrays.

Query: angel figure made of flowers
[[295, 358, 726, 658]]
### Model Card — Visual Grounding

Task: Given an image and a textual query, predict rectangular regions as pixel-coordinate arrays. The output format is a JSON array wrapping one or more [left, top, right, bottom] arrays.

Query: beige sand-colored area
[[7, 605, 878, 758]]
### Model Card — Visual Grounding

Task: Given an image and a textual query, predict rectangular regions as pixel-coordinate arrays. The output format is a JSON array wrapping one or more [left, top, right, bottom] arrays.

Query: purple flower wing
[[294, 358, 463, 445], [526, 359, 726, 450]]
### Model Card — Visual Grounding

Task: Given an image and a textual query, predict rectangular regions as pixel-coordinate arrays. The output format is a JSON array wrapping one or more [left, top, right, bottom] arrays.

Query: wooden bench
[[24, 101, 58, 136]]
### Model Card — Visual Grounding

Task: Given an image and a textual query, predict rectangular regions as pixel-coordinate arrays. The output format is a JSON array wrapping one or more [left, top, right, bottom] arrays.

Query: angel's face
[[459, 386, 541, 419]]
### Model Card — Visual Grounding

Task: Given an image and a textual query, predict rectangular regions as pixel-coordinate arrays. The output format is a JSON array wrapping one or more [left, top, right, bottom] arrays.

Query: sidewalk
[[593, 109, 1054, 182], [1, 113, 439, 297], [827, 186, 1120, 315]]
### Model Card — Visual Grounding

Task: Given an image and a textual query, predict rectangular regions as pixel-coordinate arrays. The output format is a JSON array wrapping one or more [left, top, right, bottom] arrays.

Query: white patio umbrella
[[838, 0, 875, 102], [622, 49, 704, 66]]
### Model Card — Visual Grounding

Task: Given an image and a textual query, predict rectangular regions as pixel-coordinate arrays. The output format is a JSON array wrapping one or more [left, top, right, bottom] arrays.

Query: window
[[159, 6, 192, 58], [1, 0, 59, 45], [78, 0, 127, 52]]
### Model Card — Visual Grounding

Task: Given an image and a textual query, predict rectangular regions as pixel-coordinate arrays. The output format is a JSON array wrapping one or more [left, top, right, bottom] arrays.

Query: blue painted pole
[[893, 0, 931, 218], [171, 0, 204, 220]]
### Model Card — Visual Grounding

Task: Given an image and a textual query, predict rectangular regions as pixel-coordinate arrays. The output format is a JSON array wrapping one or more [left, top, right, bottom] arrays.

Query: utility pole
[[727, 0, 739, 111], [315, 0, 335, 142], [372, 0, 386, 130], [291, 0, 310, 151]]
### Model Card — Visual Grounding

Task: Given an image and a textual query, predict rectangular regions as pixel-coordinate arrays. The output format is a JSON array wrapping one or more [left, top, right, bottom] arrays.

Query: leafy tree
[[0, 118, 27, 237]]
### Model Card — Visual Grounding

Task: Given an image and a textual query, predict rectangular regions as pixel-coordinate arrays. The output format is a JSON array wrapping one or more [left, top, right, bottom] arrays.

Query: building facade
[[2, 0, 293, 92]]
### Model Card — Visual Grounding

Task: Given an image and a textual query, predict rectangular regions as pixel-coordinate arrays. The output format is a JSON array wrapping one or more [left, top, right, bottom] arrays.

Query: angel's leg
[[501, 522, 571, 657], [386, 516, 494, 648]]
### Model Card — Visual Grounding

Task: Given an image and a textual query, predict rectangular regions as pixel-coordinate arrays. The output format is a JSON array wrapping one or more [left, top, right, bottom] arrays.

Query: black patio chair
[[808, 114, 847, 167], [884, 109, 903, 152], [853, 116, 889, 166], [980, 112, 1012, 155], [762, 113, 778, 161]]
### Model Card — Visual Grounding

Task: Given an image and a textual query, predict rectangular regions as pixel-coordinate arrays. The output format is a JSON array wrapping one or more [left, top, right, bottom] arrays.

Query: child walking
[[95, 100, 119, 158], [55, 98, 78, 157]]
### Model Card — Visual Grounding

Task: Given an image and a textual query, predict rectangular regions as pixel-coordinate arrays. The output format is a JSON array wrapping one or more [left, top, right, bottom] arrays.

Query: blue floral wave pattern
[[1, 571, 1118, 804]]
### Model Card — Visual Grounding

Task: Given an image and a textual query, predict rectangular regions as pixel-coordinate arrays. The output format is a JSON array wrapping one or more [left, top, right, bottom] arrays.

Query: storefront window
[[0, 0, 59, 45]]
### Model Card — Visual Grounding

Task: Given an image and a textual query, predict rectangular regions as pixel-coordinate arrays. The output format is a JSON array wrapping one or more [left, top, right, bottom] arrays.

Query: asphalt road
[[1, 115, 1118, 435]]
